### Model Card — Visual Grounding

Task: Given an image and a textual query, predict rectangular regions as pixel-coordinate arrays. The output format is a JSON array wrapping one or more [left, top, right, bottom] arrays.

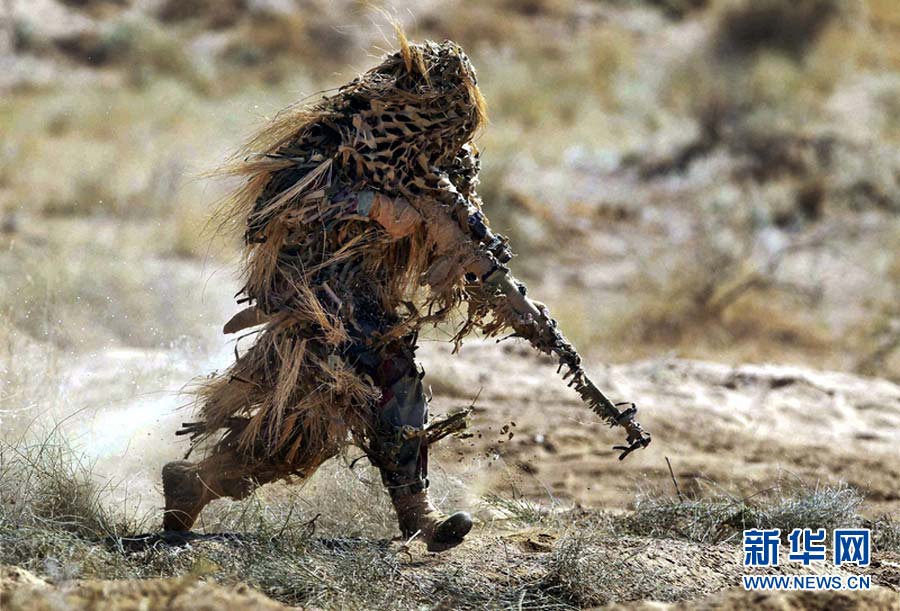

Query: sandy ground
[[3, 535, 899, 610], [14, 321, 900, 524], [4, 327, 900, 608], [420, 339, 900, 517]]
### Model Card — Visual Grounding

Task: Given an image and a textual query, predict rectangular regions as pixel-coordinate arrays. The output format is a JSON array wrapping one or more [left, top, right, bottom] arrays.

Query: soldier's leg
[[364, 342, 473, 551], [162, 448, 331, 531]]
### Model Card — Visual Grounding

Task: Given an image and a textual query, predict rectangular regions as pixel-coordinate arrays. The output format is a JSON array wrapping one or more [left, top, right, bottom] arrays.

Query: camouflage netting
[[184, 33, 502, 473]]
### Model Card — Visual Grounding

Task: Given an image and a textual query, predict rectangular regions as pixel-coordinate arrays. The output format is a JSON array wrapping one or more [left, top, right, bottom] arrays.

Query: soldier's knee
[[379, 363, 428, 429]]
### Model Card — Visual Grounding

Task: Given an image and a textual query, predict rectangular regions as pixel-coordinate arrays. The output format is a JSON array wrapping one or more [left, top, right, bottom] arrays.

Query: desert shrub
[[658, 0, 861, 170], [497, 0, 574, 18], [483, 490, 557, 527], [536, 531, 677, 607], [52, 30, 121, 67], [620, 483, 865, 544], [156, 0, 246, 29], [59, 0, 129, 11], [870, 514, 900, 554], [216, 7, 358, 83], [621, 496, 751, 544], [41, 17, 210, 90], [538, 531, 614, 607], [10, 18, 55, 55], [628, 238, 754, 346], [112, 19, 212, 90], [416, 3, 530, 51], [222, 12, 309, 72], [714, 0, 845, 60], [0, 431, 150, 571], [757, 485, 866, 535], [645, 0, 710, 19]]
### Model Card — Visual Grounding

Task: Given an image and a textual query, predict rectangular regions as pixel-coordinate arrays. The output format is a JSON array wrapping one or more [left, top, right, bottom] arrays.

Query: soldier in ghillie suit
[[162, 34, 650, 552]]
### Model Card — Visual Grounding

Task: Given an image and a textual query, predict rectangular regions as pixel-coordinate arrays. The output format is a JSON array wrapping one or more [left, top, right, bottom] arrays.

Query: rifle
[[482, 270, 652, 459], [419, 176, 652, 459]]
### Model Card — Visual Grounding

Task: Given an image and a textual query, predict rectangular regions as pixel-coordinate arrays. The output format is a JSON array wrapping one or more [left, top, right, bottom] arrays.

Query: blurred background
[[1, 0, 900, 506]]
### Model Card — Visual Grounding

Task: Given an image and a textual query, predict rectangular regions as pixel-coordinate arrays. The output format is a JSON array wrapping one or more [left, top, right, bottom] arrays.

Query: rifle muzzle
[[612, 403, 652, 460]]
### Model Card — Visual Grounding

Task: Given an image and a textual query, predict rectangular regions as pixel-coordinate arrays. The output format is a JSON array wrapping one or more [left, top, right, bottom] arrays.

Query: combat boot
[[162, 460, 211, 532], [392, 490, 473, 552]]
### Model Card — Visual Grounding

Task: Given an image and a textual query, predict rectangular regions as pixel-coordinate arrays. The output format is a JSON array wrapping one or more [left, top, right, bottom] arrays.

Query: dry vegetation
[[2, 431, 898, 609], [3, 0, 898, 371], [2, 0, 900, 608]]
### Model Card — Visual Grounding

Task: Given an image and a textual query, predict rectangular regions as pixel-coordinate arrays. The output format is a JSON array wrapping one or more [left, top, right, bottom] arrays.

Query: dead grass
[[2, 427, 896, 609], [870, 514, 900, 554], [537, 529, 687, 607], [0, 430, 504, 607], [0, 431, 147, 542], [483, 489, 559, 527], [620, 482, 865, 545]]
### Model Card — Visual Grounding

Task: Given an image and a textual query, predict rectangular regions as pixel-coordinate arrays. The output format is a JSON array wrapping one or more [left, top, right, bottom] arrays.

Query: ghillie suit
[[163, 36, 649, 551]]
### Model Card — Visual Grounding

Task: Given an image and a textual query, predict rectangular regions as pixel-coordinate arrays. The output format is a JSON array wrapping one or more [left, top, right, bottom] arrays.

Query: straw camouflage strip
[[187, 33, 498, 475]]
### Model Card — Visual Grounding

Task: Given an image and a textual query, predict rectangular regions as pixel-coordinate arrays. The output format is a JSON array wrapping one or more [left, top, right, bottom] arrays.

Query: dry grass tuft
[[0, 430, 152, 582], [483, 489, 558, 527], [1, 432, 894, 609], [537, 528, 685, 607], [620, 482, 865, 545], [870, 514, 900, 554]]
